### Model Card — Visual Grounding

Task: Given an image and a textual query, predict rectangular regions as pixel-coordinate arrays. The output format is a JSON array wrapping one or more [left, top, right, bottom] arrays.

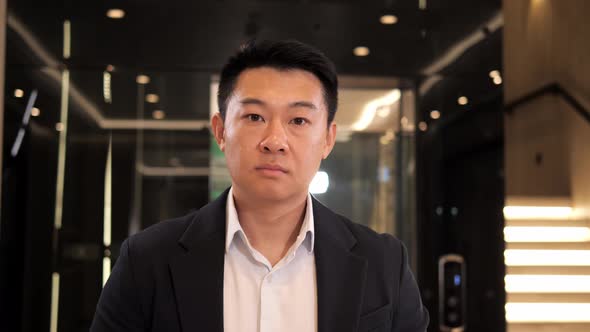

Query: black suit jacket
[[91, 189, 429, 332]]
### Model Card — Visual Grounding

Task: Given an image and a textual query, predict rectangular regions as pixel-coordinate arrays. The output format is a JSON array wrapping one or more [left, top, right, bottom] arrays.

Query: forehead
[[233, 67, 325, 102]]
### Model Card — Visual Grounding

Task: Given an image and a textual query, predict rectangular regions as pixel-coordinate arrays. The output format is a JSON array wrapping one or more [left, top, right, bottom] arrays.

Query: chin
[[240, 181, 304, 202]]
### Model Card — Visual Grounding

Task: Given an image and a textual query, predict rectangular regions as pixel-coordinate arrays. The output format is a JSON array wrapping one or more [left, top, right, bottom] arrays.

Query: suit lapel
[[168, 191, 368, 332], [313, 197, 368, 332], [169, 190, 229, 332]]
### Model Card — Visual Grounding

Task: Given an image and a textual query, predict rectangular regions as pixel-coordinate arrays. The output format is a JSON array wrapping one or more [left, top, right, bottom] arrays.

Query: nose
[[259, 120, 288, 154]]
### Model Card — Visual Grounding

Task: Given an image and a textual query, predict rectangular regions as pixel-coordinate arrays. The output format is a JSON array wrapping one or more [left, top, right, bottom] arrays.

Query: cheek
[[224, 128, 257, 169]]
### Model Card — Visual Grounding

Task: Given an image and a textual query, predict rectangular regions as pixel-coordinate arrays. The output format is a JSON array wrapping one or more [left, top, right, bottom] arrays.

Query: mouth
[[255, 164, 288, 174]]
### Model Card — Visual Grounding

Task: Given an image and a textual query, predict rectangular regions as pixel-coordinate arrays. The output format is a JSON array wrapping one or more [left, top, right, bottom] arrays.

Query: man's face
[[212, 67, 337, 202]]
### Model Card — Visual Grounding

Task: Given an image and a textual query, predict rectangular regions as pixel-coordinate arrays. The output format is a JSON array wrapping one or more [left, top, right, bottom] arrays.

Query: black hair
[[217, 39, 338, 125]]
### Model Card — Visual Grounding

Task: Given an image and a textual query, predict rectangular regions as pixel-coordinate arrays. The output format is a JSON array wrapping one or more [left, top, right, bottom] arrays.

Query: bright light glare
[[309, 171, 329, 194], [418, 121, 428, 131], [353, 46, 370, 57], [505, 275, 590, 293], [152, 110, 165, 120], [102, 257, 111, 287], [506, 303, 590, 322], [107, 9, 125, 19], [430, 110, 440, 119], [504, 249, 590, 266], [352, 89, 400, 131], [31, 107, 41, 117], [489, 70, 500, 78], [503, 206, 574, 219], [14, 89, 24, 98], [458, 96, 468, 105], [380, 15, 398, 25], [504, 226, 590, 242], [136, 75, 150, 84], [103, 72, 112, 103], [146, 94, 159, 103]]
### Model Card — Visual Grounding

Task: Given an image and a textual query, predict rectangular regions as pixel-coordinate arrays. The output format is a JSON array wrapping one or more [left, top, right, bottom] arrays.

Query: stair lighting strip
[[505, 275, 590, 293], [504, 249, 590, 266], [504, 226, 590, 242], [506, 303, 590, 322], [503, 206, 573, 220]]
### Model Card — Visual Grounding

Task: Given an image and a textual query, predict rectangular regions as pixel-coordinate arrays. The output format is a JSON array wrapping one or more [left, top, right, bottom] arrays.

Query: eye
[[247, 114, 263, 122], [291, 117, 308, 126]]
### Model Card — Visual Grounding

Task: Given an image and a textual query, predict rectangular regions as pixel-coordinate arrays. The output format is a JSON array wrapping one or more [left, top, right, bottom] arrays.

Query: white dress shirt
[[223, 187, 318, 332]]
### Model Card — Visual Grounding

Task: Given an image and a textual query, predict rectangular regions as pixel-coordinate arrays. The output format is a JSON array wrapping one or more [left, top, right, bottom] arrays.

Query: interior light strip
[[504, 226, 590, 242], [506, 303, 590, 322], [104, 135, 112, 248], [63, 20, 71, 59], [102, 257, 111, 287], [504, 249, 590, 266], [54, 70, 70, 230], [503, 206, 573, 220], [49, 272, 60, 332], [505, 275, 590, 293]]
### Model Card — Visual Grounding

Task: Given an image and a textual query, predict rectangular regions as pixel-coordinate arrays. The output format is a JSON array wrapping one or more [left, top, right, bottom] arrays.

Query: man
[[91, 39, 429, 332]]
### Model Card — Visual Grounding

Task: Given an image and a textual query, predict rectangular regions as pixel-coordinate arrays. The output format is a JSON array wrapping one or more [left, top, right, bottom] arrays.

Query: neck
[[231, 187, 308, 266]]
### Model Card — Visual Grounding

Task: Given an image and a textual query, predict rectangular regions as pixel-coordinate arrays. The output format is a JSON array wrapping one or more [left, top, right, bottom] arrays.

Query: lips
[[256, 164, 288, 173]]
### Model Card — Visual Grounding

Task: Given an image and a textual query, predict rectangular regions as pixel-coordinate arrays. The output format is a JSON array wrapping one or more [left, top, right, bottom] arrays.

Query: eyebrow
[[239, 98, 318, 111]]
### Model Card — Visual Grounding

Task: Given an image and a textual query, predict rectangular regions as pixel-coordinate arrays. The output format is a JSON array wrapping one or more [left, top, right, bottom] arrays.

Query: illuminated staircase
[[504, 197, 590, 332]]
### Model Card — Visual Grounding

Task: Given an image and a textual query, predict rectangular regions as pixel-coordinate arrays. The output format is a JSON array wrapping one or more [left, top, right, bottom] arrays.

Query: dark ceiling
[[5, 0, 503, 125]]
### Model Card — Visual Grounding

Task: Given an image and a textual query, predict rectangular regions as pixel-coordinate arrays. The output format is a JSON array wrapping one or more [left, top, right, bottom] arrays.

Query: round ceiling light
[[136, 75, 150, 84], [380, 15, 398, 25], [353, 46, 370, 57], [107, 9, 125, 19], [152, 110, 165, 120]]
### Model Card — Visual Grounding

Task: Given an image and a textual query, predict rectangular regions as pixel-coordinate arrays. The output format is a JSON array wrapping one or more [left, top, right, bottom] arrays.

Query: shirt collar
[[225, 187, 315, 254]]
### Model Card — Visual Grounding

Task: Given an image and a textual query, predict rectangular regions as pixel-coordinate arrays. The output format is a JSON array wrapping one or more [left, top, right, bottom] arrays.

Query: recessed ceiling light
[[380, 15, 398, 25], [489, 70, 501, 78], [106, 9, 125, 19], [136, 75, 150, 84], [55, 122, 64, 132], [14, 89, 24, 98], [353, 46, 370, 57], [31, 107, 41, 117], [419, 121, 428, 131], [401, 116, 409, 126], [145, 94, 159, 103], [458, 96, 469, 105], [152, 110, 165, 120], [493, 76, 503, 85], [106, 64, 115, 72], [430, 110, 440, 119]]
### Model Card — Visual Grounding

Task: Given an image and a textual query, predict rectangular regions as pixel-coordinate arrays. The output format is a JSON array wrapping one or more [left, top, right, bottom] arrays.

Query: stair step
[[506, 242, 590, 250], [507, 266, 590, 275], [505, 196, 573, 207], [505, 219, 590, 227], [507, 293, 590, 303], [507, 323, 590, 332]]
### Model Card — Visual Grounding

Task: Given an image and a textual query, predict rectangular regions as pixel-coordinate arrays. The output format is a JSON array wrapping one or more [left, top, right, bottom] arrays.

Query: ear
[[211, 112, 226, 152], [322, 122, 337, 159]]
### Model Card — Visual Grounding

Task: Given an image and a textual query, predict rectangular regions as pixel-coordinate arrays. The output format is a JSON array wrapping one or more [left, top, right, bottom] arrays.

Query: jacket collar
[[169, 188, 367, 332]]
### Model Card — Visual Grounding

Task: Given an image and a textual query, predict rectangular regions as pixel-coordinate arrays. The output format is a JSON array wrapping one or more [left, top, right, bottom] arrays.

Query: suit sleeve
[[391, 241, 430, 332], [90, 238, 147, 332]]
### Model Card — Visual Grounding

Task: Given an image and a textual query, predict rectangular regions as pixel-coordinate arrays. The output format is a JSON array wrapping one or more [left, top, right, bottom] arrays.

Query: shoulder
[[124, 210, 198, 256], [330, 212, 404, 259]]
